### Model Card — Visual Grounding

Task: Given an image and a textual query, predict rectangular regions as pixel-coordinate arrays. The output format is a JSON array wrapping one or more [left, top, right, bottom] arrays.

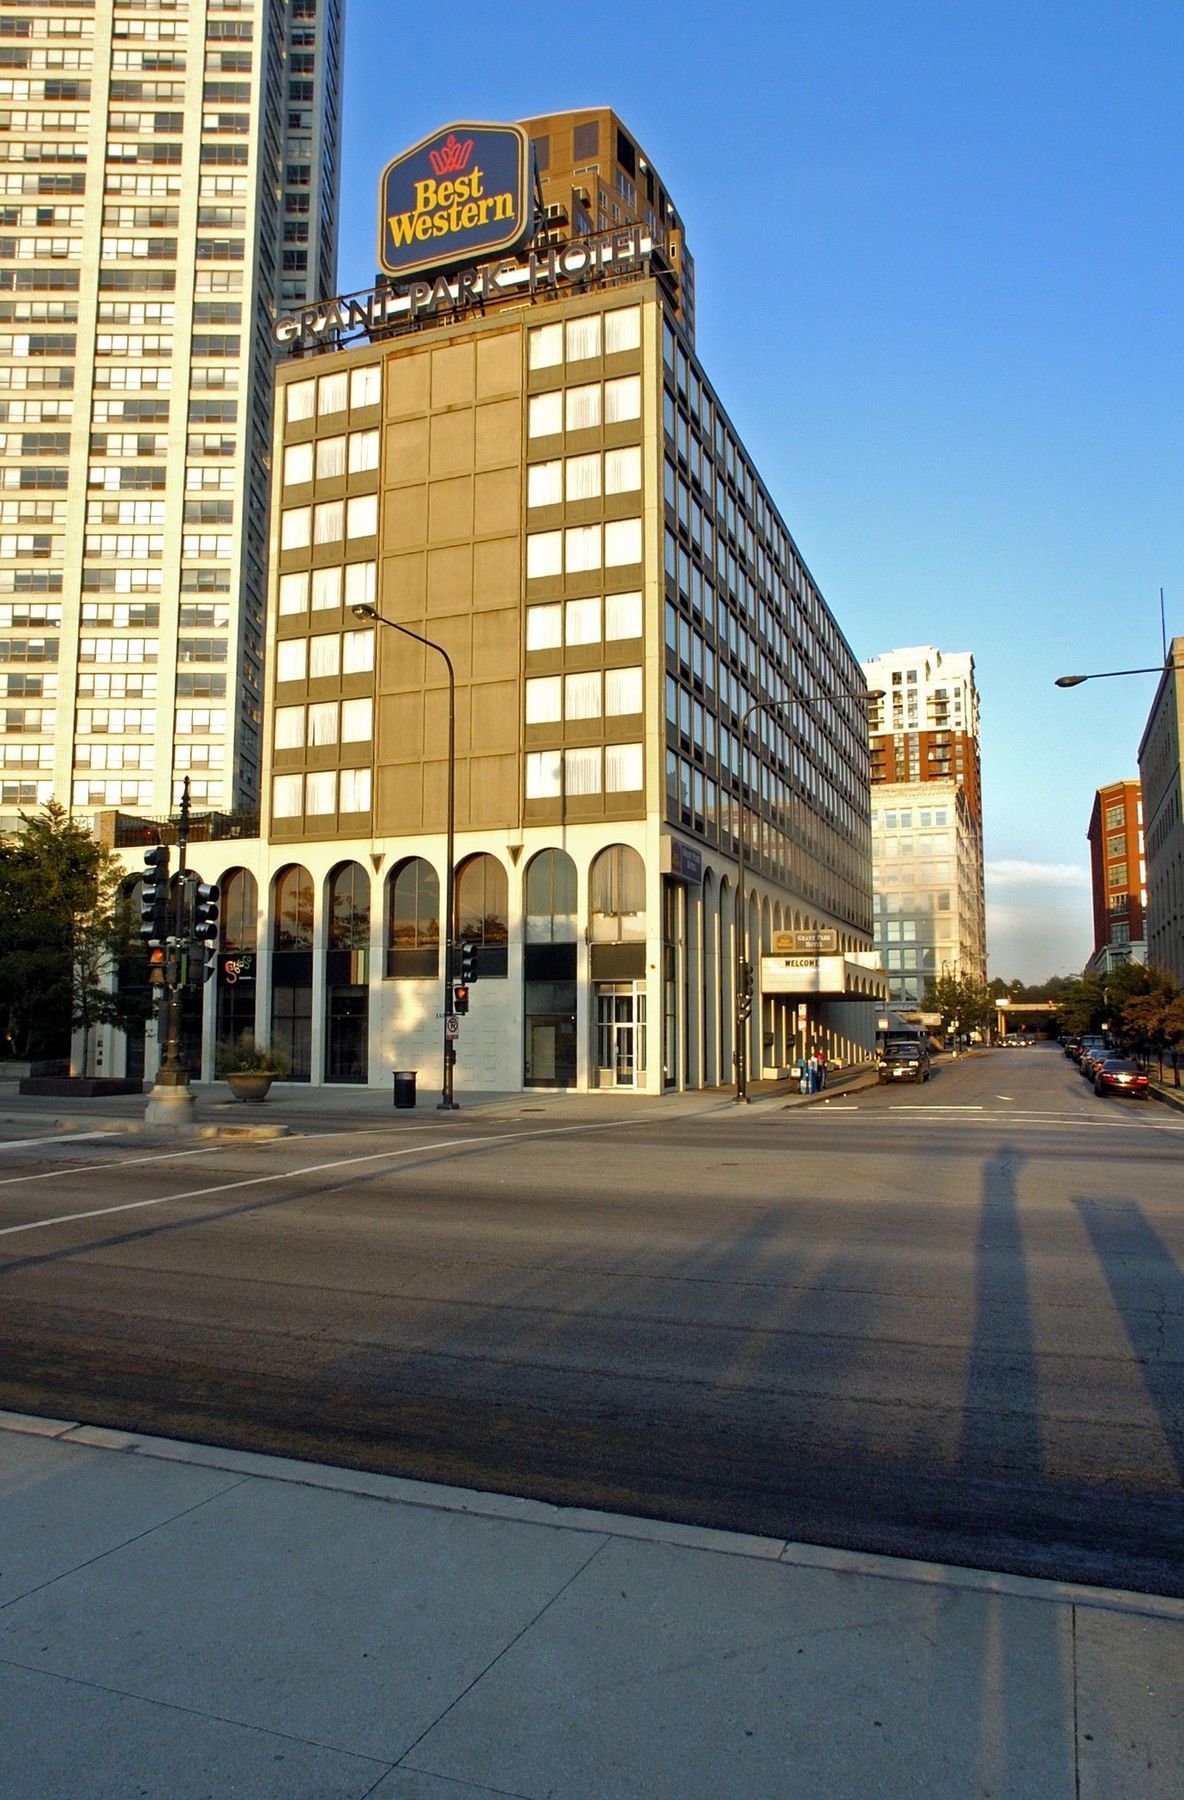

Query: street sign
[[445, 1014, 460, 1039]]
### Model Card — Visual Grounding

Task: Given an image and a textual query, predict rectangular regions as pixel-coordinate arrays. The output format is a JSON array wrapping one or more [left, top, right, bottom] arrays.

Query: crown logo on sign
[[429, 133, 474, 177]]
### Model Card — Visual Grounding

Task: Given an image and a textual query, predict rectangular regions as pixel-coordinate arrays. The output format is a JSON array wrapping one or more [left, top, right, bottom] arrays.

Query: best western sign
[[378, 121, 534, 281]]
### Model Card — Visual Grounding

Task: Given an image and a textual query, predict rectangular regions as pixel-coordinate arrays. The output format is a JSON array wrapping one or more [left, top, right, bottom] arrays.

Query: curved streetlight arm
[[1055, 660, 1182, 688], [355, 601, 458, 1111]]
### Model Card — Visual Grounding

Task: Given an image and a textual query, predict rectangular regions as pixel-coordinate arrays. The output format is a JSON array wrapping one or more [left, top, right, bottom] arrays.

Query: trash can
[[393, 1070, 417, 1109]]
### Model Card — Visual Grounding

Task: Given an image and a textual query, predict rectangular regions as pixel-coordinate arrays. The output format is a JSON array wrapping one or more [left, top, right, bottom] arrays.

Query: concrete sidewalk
[[1, 1413, 1181, 1799]]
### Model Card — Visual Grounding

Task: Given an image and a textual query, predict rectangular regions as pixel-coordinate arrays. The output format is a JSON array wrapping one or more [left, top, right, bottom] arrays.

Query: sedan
[[1094, 1058, 1150, 1099]]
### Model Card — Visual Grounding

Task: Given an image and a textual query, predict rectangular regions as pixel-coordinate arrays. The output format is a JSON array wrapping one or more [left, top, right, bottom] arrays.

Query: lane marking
[[0, 1129, 122, 1153], [0, 1109, 681, 1241], [0, 1142, 232, 1189], [996, 1094, 1013, 1100], [889, 1104, 983, 1111]]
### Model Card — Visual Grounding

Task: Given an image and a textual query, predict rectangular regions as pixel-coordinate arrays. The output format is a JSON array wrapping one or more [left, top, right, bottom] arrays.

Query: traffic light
[[460, 940, 478, 984], [192, 881, 220, 983], [737, 959, 754, 1021], [140, 845, 170, 943], [452, 983, 469, 1016]]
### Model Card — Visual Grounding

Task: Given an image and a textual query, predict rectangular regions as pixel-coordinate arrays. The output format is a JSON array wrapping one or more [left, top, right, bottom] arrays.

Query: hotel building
[[0, 0, 343, 835], [103, 112, 881, 1095], [1085, 778, 1146, 974], [861, 645, 986, 1008]]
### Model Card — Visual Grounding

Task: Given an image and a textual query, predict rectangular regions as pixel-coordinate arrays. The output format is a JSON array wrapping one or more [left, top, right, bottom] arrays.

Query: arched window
[[524, 848, 577, 943], [219, 868, 258, 952], [273, 865, 313, 950], [327, 861, 370, 950], [589, 845, 645, 942], [455, 853, 508, 977], [386, 856, 438, 978]]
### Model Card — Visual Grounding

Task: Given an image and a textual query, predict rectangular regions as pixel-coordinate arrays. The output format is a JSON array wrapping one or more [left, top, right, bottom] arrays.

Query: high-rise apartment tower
[[861, 644, 986, 1007], [0, 0, 343, 833]]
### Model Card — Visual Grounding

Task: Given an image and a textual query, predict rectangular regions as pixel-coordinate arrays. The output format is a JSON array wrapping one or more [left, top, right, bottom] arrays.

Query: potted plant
[[215, 1035, 288, 1102]]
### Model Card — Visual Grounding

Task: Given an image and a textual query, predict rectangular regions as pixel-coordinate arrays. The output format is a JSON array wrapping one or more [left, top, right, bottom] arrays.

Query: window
[[565, 314, 600, 361], [350, 364, 380, 408], [275, 637, 306, 682], [605, 589, 641, 639], [564, 745, 600, 794], [318, 371, 346, 415], [387, 856, 438, 972], [528, 322, 562, 369], [305, 769, 335, 813], [604, 517, 641, 565], [604, 445, 640, 493], [271, 772, 302, 816], [565, 595, 600, 644], [341, 696, 372, 741], [566, 452, 600, 501], [313, 498, 342, 544], [606, 665, 642, 713], [348, 428, 379, 473], [311, 565, 341, 611], [344, 561, 376, 609], [455, 853, 508, 947], [527, 530, 562, 579], [565, 523, 601, 572], [280, 505, 309, 549], [525, 748, 561, 798], [309, 633, 339, 679], [566, 383, 600, 431], [339, 766, 370, 811], [278, 571, 307, 615], [565, 669, 601, 719], [528, 391, 562, 437], [283, 441, 311, 486], [604, 305, 640, 354], [605, 375, 641, 422], [342, 627, 373, 673], [525, 602, 561, 650], [525, 675, 561, 723], [346, 492, 377, 537], [527, 460, 562, 508], [274, 704, 303, 749], [285, 378, 314, 422], [605, 741, 642, 790], [315, 433, 345, 478], [306, 699, 337, 746]]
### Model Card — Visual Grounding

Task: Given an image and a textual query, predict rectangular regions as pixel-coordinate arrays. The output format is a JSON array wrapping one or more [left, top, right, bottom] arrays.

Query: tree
[[924, 971, 994, 1039], [1118, 981, 1184, 1077], [0, 803, 151, 1067]]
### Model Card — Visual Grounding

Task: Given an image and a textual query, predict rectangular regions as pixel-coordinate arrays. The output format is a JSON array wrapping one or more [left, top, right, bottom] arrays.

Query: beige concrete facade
[[1138, 638, 1184, 985]]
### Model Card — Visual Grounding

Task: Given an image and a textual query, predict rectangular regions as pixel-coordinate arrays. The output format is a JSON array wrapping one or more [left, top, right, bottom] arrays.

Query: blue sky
[[334, 0, 1182, 982]]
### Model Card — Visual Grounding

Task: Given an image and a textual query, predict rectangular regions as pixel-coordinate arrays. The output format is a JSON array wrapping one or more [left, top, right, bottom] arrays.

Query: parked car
[[1080, 1045, 1112, 1081], [877, 1042, 931, 1084], [1094, 1058, 1150, 1100], [1063, 1036, 1082, 1059]]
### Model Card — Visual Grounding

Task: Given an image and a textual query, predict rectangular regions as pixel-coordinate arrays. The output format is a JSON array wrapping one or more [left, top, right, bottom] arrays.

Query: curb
[[3, 1409, 1182, 1624]]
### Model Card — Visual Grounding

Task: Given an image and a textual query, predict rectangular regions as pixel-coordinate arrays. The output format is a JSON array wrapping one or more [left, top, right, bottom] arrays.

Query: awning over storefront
[[759, 952, 888, 1000]]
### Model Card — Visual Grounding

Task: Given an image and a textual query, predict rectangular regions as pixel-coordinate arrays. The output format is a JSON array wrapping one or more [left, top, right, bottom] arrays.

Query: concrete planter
[[224, 1072, 275, 1103]]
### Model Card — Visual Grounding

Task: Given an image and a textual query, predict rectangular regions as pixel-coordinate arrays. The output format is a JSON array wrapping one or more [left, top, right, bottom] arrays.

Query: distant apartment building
[[0, 0, 343, 835], [1085, 778, 1146, 973], [861, 645, 986, 1008], [1137, 637, 1184, 985]]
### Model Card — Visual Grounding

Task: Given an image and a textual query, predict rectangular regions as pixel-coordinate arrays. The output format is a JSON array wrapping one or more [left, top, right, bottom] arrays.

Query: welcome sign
[[378, 121, 534, 281]]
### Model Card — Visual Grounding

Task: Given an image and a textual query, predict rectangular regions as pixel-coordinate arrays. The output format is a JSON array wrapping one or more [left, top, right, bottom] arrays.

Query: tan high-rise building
[[0, 0, 343, 834], [110, 113, 882, 1093], [861, 645, 986, 1006]]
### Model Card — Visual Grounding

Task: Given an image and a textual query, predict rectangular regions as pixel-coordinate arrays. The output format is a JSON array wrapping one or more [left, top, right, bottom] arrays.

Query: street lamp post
[[1055, 660, 1182, 688], [353, 601, 459, 1111]]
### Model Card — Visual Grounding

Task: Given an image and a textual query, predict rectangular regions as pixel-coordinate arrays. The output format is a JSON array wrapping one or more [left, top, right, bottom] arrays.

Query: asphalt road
[[1, 1045, 1182, 1596]]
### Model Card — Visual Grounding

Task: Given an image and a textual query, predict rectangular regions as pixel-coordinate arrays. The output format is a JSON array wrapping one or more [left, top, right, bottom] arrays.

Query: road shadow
[[959, 1145, 1043, 1480], [1074, 1196, 1184, 1482]]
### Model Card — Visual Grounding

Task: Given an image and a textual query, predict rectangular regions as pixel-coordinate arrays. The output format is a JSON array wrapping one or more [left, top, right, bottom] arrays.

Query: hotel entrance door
[[595, 982, 646, 1088]]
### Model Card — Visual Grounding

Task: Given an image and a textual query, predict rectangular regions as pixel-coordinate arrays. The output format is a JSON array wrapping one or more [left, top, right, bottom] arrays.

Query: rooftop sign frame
[[377, 120, 534, 283]]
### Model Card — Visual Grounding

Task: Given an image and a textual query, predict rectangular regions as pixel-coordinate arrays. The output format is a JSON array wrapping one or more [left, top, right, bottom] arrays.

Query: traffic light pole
[[145, 777, 196, 1121]]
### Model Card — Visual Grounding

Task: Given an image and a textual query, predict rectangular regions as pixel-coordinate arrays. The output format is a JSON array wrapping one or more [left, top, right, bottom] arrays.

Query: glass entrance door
[[595, 982, 646, 1088]]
